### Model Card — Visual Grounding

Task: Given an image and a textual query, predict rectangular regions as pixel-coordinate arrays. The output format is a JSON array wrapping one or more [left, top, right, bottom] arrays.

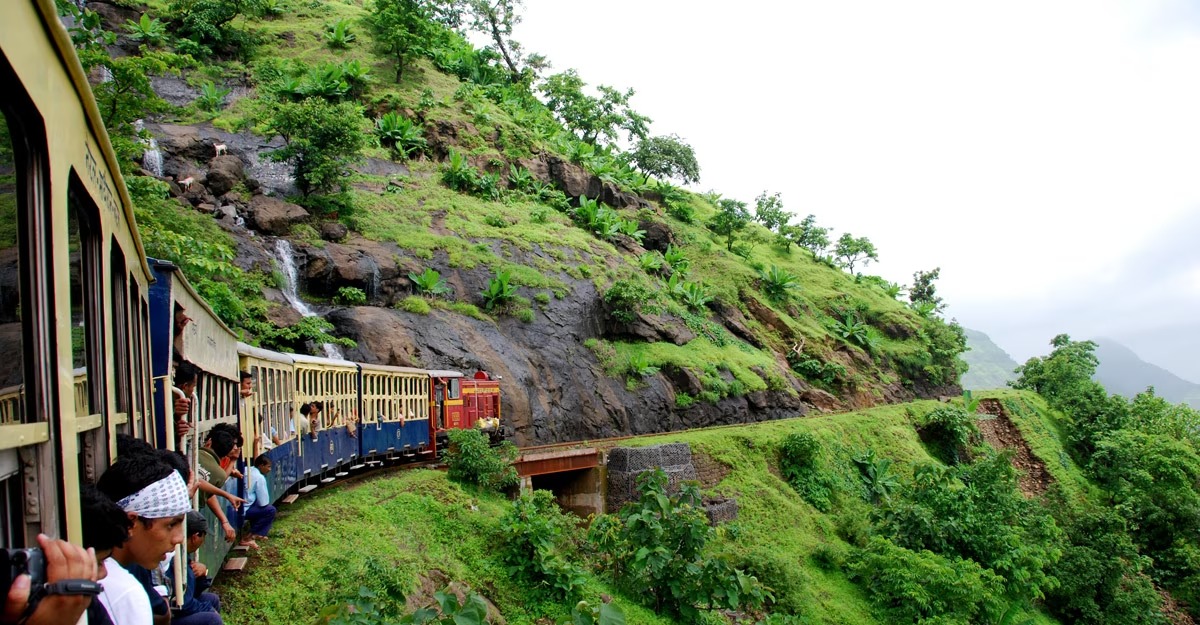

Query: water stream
[[274, 239, 345, 360]]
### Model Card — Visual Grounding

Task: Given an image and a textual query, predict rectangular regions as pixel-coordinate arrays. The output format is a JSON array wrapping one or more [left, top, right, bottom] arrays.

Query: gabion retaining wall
[[605, 443, 737, 524]]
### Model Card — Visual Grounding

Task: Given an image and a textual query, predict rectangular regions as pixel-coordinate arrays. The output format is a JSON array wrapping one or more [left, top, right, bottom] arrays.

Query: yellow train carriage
[[291, 354, 360, 477], [358, 363, 431, 458], [0, 0, 156, 546]]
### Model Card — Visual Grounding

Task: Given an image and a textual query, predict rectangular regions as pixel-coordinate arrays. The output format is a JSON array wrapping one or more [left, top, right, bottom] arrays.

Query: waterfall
[[142, 138, 163, 177], [361, 256, 380, 300], [273, 239, 345, 360]]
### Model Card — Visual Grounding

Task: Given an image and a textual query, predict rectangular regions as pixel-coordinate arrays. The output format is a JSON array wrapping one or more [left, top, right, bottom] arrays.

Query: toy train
[[0, 0, 502, 578]]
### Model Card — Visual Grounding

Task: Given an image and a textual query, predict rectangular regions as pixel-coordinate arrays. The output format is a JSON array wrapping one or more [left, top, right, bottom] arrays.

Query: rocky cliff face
[[140, 115, 955, 446]]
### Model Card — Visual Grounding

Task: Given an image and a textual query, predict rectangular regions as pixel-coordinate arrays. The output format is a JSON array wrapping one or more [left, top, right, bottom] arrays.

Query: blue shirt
[[245, 465, 271, 507]]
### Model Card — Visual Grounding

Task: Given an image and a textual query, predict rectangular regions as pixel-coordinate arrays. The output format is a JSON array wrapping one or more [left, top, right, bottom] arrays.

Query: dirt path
[[975, 398, 1053, 497]]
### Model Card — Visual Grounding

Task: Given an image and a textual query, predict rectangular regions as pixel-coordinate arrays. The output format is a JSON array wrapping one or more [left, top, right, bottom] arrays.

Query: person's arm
[[1, 535, 97, 625], [196, 479, 246, 509], [205, 496, 237, 542]]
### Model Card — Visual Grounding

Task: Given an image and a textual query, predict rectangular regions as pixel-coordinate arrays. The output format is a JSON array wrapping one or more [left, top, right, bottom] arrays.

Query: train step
[[320, 477, 336, 484], [222, 557, 248, 572], [298, 485, 318, 494], [350, 464, 365, 470], [281, 494, 300, 504], [335, 472, 349, 477]]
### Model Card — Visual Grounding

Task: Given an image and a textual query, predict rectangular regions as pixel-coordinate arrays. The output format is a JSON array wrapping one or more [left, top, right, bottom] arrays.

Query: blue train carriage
[[358, 363, 432, 460], [291, 353, 361, 481], [237, 342, 300, 504], [147, 260, 242, 569], [1, 0, 159, 546]]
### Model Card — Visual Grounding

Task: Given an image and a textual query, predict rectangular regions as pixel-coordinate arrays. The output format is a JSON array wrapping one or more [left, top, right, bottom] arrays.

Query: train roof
[[290, 353, 359, 368], [426, 370, 464, 379], [237, 342, 294, 366], [150, 259, 240, 380], [24, 0, 153, 282], [358, 363, 430, 375]]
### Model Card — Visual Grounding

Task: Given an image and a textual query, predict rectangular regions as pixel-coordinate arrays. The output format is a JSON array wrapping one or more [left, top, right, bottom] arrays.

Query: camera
[[1, 548, 46, 594]]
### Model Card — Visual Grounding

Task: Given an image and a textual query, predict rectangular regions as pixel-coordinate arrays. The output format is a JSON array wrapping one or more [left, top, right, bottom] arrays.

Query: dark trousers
[[245, 503, 277, 536], [174, 592, 222, 625]]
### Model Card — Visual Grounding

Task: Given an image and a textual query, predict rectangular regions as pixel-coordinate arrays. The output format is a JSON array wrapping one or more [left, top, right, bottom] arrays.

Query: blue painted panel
[[265, 443, 299, 502], [401, 419, 430, 450], [146, 260, 176, 449]]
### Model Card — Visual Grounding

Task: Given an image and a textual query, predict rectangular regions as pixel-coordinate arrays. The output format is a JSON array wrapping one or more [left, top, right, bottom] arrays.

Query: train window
[[110, 245, 130, 415], [67, 179, 104, 418], [447, 378, 460, 400], [0, 105, 24, 424]]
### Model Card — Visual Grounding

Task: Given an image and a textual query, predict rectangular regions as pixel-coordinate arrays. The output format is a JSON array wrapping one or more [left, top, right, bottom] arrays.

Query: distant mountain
[[1093, 338, 1200, 409], [962, 328, 1020, 390]]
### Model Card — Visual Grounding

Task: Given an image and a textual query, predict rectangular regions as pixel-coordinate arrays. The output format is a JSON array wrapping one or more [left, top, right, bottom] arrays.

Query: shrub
[[603, 279, 655, 324], [324, 18, 356, 48], [409, 267, 453, 298], [850, 537, 1005, 624], [397, 296, 431, 315], [444, 428, 517, 491], [758, 265, 800, 302], [499, 490, 587, 599], [677, 281, 712, 311], [638, 251, 664, 273], [852, 449, 898, 504], [778, 432, 836, 512], [334, 286, 367, 306], [481, 269, 518, 311], [125, 13, 167, 46], [918, 406, 977, 465], [196, 81, 230, 113], [266, 98, 367, 197], [587, 469, 769, 620], [627, 352, 659, 378], [375, 112, 426, 159], [663, 244, 690, 275]]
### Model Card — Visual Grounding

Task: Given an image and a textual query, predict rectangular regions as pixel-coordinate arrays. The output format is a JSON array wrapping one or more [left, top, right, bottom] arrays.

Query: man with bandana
[[96, 453, 191, 625]]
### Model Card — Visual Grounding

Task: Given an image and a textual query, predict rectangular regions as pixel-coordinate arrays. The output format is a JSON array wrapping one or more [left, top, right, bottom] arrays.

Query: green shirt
[[198, 447, 227, 504]]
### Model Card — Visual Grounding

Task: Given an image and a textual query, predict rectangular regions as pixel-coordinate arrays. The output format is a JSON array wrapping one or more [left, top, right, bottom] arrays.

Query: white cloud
[[516, 0, 1200, 376]]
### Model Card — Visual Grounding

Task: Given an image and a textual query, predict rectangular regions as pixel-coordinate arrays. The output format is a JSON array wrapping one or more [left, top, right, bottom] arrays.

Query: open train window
[[0, 90, 25, 424], [110, 244, 130, 415], [67, 176, 104, 419]]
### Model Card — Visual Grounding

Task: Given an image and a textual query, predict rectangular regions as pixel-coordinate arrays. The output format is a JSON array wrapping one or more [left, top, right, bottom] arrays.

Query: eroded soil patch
[[975, 398, 1053, 497]]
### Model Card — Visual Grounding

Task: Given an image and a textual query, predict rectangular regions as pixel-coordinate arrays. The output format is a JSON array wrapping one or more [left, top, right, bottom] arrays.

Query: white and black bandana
[[116, 472, 191, 519]]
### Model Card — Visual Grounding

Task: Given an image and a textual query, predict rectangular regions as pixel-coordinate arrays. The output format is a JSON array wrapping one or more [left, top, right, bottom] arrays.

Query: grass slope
[[218, 390, 1075, 624]]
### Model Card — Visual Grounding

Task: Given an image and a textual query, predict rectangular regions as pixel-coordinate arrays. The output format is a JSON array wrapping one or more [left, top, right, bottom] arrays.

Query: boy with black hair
[[96, 453, 191, 625], [165, 512, 221, 625], [241, 455, 277, 550], [81, 485, 132, 625]]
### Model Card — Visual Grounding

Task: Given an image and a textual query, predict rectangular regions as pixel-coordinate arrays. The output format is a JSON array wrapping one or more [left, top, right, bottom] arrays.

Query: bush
[[917, 406, 977, 465], [444, 428, 518, 492], [850, 537, 1005, 624], [626, 352, 659, 378], [587, 469, 769, 620], [335, 286, 367, 306], [481, 269, 518, 311], [603, 279, 655, 324], [778, 433, 837, 512], [499, 490, 587, 599]]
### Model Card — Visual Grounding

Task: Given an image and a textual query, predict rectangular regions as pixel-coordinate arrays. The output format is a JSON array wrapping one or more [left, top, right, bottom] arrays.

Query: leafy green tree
[[167, 0, 263, 58], [833, 233, 878, 275], [369, 0, 443, 82], [500, 490, 587, 598], [786, 214, 830, 255], [753, 191, 788, 233], [909, 267, 945, 315], [453, 0, 546, 84], [540, 70, 651, 146], [630, 135, 700, 185], [707, 198, 751, 251], [266, 98, 368, 196]]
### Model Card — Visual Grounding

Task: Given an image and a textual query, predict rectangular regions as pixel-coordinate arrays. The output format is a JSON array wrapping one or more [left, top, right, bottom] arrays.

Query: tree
[[454, 0, 546, 84], [909, 267, 945, 314], [833, 233, 878, 275], [267, 98, 368, 196], [167, 0, 263, 58], [706, 198, 751, 251], [369, 0, 442, 82], [753, 191, 788, 233], [540, 70, 651, 146], [785, 214, 830, 255], [630, 134, 700, 185]]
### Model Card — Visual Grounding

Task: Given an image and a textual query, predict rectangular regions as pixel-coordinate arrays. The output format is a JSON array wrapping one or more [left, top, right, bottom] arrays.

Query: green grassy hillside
[[217, 390, 1076, 625]]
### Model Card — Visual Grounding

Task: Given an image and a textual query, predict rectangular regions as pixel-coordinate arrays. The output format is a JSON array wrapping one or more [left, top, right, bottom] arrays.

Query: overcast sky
[[514, 0, 1200, 382]]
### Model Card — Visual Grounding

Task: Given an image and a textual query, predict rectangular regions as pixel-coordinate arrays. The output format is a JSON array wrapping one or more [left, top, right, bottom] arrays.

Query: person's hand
[[174, 416, 191, 439], [221, 492, 246, 510], [221, 521, 236, 542], [189, 561, 208, 578], [2, 534, 98, 625], [173, 397, 191, 419], [227, 468, 244, 480]]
